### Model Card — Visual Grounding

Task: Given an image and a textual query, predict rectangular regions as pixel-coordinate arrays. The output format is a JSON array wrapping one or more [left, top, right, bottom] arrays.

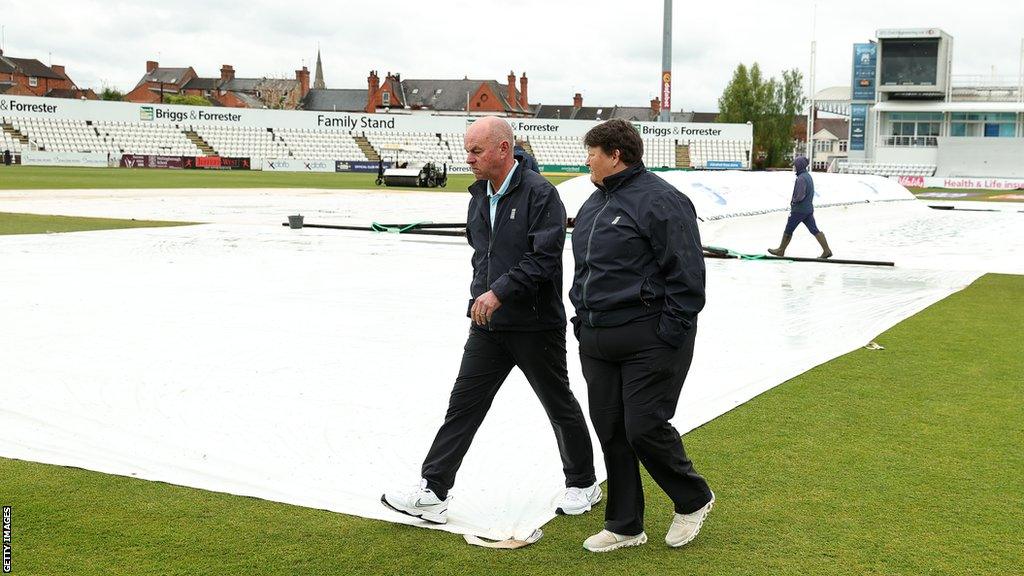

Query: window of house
[[29, 76, 38, 87], [839, 140, 848, 152], [382, 92, 391, 106], [411, 88, 419, 95]]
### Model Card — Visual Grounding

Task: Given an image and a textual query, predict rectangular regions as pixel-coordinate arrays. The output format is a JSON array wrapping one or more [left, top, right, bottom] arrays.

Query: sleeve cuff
[[490, 275, 513, 301]]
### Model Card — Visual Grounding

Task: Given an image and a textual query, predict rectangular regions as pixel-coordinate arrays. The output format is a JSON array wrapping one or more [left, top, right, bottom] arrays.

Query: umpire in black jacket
[[571, 119, 714, 552], [383, 117, 598, 523]]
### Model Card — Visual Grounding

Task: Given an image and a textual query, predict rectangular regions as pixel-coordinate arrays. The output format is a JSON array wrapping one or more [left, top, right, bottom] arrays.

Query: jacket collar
[[595, 162, 646, 194]]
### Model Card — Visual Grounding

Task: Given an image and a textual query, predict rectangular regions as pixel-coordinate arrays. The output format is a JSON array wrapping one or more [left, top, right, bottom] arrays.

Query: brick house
[[532, 92, 659, 120], [124, 61, 198, 103], [353, 70, 531, 116], [0, 49, 97, 99], [127, 60, 310, 109], [533, 92, 662, 121]]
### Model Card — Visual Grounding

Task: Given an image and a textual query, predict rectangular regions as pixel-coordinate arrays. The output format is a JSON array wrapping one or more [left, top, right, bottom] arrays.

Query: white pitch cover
[[0, 172, 1021, 541]]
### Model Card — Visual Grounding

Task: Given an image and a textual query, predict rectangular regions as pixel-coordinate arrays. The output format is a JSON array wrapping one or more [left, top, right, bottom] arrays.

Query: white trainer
[[583, 529, 648, 552], [665, 493, 715, 547], [380, 479, 451, 524], [555, 483, 602, 515]]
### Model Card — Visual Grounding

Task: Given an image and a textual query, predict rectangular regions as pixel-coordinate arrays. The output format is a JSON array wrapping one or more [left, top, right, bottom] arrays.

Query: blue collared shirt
[[487, 160, 519, 230]]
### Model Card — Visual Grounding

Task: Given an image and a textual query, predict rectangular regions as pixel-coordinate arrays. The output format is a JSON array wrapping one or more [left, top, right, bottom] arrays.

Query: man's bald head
[[464, 116, 516, 186], [466, 116, 514, 149]]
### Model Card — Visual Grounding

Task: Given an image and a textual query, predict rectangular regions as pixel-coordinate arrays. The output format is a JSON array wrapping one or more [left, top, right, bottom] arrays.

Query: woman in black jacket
[[570, 119, 714, 552]]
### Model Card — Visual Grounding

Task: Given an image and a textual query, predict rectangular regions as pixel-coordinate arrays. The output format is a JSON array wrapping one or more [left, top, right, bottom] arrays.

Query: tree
[[163, 94, 212, 106], [100, 85, 125, 101], [718, 63, 806, 168]]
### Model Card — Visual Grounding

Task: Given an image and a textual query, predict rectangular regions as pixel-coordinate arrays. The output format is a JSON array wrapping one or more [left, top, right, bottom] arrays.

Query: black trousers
[[421, 326, 597, 499], [579, 316, 712, 535]]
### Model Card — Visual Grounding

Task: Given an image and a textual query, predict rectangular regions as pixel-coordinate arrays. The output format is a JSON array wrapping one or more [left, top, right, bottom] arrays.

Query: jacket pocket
[[570, 315, 582, 341], [639, 276, 656, 307]]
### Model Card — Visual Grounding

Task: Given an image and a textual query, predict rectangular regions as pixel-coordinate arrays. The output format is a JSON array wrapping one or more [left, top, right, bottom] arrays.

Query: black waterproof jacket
[[569, 163, 705, 347], [466, 163, 567, 331]]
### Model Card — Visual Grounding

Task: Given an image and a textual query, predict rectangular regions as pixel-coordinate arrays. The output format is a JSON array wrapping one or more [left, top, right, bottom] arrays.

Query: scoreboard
[[875, 28, 952, 97]]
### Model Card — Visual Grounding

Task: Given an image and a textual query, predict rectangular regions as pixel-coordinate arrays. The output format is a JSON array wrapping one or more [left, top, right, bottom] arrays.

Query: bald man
[[381, 117, 600, 524]]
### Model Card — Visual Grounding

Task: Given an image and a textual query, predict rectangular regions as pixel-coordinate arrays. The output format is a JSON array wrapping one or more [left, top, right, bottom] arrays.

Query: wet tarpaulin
[[1, 173, 1021, 541]]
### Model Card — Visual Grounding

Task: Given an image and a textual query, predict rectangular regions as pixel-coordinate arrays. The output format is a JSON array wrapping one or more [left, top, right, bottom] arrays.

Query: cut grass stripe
[[0, 212, 194, 235], [0, 166, 575, 191]]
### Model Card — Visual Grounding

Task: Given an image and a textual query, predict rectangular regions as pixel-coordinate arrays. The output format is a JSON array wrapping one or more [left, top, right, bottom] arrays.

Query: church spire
[[313, 48, 326, 90]]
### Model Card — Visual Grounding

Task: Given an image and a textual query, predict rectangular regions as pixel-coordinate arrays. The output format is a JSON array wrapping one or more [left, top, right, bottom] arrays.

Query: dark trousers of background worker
[[784, 210, 820, 236], [579, 316, 712, 536], [421, 326, 597, 500]]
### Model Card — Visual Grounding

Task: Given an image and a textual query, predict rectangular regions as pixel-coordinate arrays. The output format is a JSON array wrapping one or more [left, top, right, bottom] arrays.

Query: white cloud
[[3, 0, 1022, 111]]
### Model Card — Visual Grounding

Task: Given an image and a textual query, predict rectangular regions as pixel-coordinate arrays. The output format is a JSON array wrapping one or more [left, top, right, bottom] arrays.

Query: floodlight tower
[[806, 3, 818, 167], [1018, 37, 1023, 103], [660, 0, 672, 122]]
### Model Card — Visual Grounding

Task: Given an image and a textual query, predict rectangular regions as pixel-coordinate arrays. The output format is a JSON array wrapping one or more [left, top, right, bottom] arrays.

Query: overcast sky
[[3, 0, 1022, 111]]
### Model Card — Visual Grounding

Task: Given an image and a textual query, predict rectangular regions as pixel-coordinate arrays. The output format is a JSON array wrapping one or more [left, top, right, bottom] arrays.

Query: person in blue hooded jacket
[[513, 139, 540, 173], [768, 156, 832, 258]]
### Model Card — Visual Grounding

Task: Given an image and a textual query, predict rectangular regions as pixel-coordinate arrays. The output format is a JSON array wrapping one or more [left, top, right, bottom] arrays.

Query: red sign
[[897, 176, 925, 188], [661, 71, 671, 112], [192, 156, 250, 170]]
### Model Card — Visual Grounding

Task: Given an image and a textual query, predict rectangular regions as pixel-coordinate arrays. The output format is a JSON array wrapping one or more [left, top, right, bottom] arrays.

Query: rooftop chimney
[[507, 70, 517, 109], [220, 64, 235, 83], [573, 92, 583, 109], [146, 60, 159, 74], [296, 66, 310, 98], [519, 72, 528, 110], [51, 64, 66, 78], [650, 97, 661, 116], [366, 70, 380, 113]]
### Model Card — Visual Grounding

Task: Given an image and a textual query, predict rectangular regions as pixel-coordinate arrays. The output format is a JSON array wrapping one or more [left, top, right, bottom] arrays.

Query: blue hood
[[794, 156, 809, 174]]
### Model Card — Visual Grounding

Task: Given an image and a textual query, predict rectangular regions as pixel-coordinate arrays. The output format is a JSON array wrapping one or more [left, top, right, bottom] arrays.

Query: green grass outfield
[[0, 166, 575, 190], [908, 187, 1024, 202], [4, 167, 1022, 203], [0, 212, 193, 235], [1, 272, 1020, 575]]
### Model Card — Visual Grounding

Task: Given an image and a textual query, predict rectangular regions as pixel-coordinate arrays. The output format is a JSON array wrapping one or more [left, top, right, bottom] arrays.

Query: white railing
[[881, 136, 938, 148], [951, 74, 1022, 88]]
